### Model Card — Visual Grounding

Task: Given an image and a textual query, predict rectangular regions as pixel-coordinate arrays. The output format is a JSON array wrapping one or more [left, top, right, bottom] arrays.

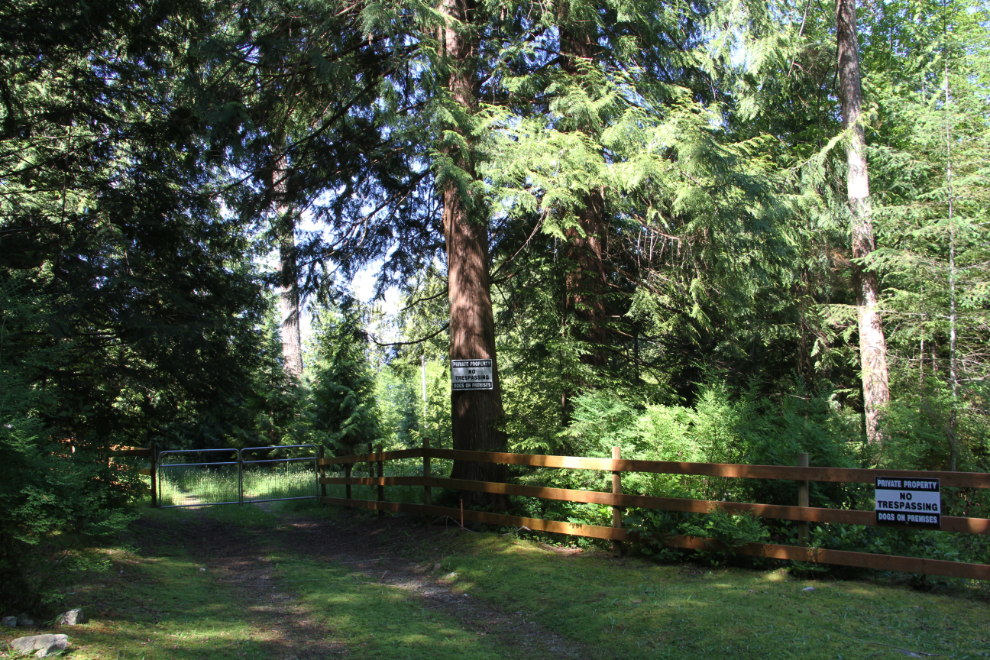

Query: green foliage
[[0, 277, 135, 614], [558, 378, 856, 501], [2, 0, 990, 611], [679, 507, 771, 551], [309, 301, 382, 453]]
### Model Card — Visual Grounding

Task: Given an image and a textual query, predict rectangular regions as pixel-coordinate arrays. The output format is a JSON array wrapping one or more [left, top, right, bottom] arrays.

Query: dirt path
[[278, 513, 593, 659], [136, 509, 593, 659]]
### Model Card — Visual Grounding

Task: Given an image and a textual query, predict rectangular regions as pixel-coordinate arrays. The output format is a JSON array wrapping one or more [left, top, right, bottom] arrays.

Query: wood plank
[[428, 448, 614, 471], [425, 449, 990, 488], [435, 507, 632, 542], [321, 477, 424, 487], [319, 448, 423, 466], [425, 477, 989, 534], [322, 496, 632, 542], [320, 496, 990, 579], [138, 468, 153, 476], [112, 449, 151, 457], [660, 536, 990, 581]]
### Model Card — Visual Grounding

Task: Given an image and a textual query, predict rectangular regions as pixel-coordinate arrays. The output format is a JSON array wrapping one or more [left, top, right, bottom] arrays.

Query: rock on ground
[[10, 634, 69, 658], [15, 614, 33, 627], [1, 615, 16, 627], [55, 609, 85, 626]]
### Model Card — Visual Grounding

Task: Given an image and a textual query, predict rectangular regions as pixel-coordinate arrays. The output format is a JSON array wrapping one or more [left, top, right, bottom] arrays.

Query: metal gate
[[156, 444, 319, 508]]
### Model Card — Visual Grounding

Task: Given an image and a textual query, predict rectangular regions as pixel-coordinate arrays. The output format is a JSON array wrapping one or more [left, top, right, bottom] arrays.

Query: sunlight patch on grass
[[427, 531, 990, 659]]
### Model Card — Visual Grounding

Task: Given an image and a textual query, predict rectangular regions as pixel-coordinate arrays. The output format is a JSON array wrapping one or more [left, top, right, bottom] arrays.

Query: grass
[[431, 535, 990, 659], [10, 505, 523, 660], [5, 503, 987, 660], [242, 462, 319, 502], [158, 461, 319, 507]]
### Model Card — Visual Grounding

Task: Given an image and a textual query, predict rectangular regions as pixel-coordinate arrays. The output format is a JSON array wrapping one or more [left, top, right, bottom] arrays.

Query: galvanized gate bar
[[155, 445, 320, 508]]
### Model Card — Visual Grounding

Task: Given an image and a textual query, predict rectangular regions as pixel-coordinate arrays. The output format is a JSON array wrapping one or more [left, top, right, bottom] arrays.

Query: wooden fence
[[318, 440, 990, 581]]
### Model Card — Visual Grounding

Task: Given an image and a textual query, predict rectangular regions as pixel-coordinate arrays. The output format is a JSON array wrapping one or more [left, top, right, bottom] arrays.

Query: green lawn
[[5, 503, 986, 659], [434, 535, 990, 659]]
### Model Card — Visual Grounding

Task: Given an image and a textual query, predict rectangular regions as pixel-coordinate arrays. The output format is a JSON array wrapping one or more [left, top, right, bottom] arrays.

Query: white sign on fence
[[451, 359, 493, 391], [875, 477, 941, 529]]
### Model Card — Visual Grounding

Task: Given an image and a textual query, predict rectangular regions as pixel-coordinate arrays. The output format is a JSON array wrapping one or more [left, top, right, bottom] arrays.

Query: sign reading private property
[[875, 477, 941, 529], [451, 359, 493, 391]]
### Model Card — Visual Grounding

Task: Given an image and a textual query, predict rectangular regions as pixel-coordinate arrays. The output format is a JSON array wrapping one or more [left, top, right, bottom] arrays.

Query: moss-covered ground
[[3, 503, 987, 659]]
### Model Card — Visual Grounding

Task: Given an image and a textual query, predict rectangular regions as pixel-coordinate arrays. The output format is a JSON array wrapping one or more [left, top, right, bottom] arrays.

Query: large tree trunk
[[271, 151, 303, 381], [559, 13, 609, 415], [441, 0, 508, 508], [837, 0, 889, 445]]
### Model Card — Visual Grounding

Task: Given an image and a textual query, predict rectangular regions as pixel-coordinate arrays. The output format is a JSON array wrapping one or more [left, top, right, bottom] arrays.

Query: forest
[[2, 0, 989, 613]]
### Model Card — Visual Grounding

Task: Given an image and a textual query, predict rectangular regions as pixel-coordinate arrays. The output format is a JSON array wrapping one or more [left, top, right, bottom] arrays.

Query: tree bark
[[441, 0, 508, 508], [559, 12, 609, 414], [836, 0, 889, 445], [271, 150, 303, 381]]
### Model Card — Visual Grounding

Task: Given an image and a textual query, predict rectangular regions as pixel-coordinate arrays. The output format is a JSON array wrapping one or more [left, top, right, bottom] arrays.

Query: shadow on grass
[[24, 505, 988, 660]]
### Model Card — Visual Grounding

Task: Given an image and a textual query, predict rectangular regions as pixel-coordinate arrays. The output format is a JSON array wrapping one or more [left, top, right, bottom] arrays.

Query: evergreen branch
[[397, 287, 448, 313], [368, 323, 449, 348], [491, 214, 545, 279]]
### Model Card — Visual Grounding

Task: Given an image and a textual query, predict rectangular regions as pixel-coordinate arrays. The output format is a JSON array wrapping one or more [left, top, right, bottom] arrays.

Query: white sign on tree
[[451, 359, 493, 391]]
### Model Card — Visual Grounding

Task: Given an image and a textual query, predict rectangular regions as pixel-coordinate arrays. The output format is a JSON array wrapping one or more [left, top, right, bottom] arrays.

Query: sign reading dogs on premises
[[451, 359, 493, 391], [875, 477, 941, 529]]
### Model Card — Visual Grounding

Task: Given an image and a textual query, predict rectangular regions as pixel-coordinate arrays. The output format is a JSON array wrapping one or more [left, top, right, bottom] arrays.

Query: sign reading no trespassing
[[875, 477, 941, 529], [451, 359, 493, 391]]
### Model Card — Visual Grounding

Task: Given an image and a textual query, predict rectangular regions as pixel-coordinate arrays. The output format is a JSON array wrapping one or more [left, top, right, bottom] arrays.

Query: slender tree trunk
[[441, 0, 508, 507], [271, 150, 303, 381], [945, 62, 958, 471], [836, 0, 889, 445], [559, 13, 609, 413], [563, 196, 608, 365]]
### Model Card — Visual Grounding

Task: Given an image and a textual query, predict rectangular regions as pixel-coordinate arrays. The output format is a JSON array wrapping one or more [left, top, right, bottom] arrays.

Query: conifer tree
[[837, 0, 890, 445], [438, 0, 509, 501], [556, 2, 609, 383], [271, 144, 303, 381]]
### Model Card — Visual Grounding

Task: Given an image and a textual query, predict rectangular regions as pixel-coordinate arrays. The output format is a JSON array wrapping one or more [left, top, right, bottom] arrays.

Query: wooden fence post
[[149, 440, 157, 508], [345, 462, 352, 502], [798, 452, 809, 547], [423, 437, 432, 524], [376, 443, 385, 518], [318, 446, 327, 498], [612, 446, 623, 557]]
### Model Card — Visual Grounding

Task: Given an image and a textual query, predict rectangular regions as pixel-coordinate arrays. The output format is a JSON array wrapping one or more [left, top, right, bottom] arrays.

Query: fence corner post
[[318, 446, 327, 499], [345, 460, 352, 502], [376, 444, 385, 518], [612, 446, 623, 557], [238, 449, 244, 506], [423, 437, 432, 524], [150, 440, 157, 508], [798, 452, 809, 547]]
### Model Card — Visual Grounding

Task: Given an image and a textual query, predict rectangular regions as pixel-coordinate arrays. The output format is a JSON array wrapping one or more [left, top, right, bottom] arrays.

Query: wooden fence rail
[[321, 448, 990, 488], [318, 446, 990, 581]]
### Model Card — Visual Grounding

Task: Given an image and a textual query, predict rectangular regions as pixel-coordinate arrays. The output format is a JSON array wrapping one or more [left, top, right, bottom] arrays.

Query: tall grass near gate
[[158, 461, 319, 507], [158, 464, 240, 507], [242, 462, 318, 502], [156, 453, 447, 509]]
